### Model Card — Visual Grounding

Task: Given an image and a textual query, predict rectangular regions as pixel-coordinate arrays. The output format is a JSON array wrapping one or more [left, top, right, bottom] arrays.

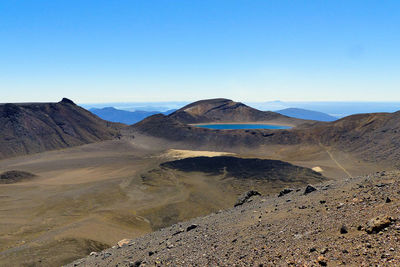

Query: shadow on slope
[[161, 156, 323, 182]]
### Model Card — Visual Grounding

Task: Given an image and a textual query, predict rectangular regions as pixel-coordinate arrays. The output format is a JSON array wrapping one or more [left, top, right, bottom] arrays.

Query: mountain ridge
[[168, 98, 309, 125], [0, 98, 123, 159]]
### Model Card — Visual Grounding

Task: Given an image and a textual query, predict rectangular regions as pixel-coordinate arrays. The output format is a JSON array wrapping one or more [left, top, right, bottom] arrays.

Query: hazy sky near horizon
[[1, 1, 400, 103]]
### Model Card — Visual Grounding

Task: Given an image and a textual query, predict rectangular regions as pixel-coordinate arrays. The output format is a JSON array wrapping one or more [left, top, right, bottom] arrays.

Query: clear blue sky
[[1, 0, 399, 103]]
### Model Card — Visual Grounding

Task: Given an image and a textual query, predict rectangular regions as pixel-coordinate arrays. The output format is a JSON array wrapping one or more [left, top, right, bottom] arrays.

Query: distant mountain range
[[276, 108, 337, 121], [90, 104, 336, 125], [248, 101, 400, 118], [82, 100, 400, 120], [81, 102, 188, 112], [89, 107, 177, 125]]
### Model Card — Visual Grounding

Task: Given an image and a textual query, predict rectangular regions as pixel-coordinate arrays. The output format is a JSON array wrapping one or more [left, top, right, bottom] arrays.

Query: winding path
[[319, 143, 353, 178]]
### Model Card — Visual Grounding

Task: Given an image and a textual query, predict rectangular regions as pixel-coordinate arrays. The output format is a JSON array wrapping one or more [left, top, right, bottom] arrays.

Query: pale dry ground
[[249, 143, 385, 179], [312, 166, 323, 172], [190, 120, 296, 127], [161, 149, 235, 159], [0, 140, 162, 266], [0, 135, 387, 266]]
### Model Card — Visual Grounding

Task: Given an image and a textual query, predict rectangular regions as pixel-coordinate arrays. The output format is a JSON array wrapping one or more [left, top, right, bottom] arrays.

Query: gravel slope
[[67, 171, 400, 266]]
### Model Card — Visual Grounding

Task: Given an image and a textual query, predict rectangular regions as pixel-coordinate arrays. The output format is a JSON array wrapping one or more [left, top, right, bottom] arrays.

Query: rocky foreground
[[67, 171, 400, 266]]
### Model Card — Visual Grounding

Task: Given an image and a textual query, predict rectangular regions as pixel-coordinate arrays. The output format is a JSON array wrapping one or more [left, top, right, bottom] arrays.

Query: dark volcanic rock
[[234, 190, 261, 207], [304, 185, 317, 195], [0, 170, 36, 184], [317, 256, 327, 266], [186, 224, 198, 232], [278, 188, 294, 197], [61, 98, 76, 105]]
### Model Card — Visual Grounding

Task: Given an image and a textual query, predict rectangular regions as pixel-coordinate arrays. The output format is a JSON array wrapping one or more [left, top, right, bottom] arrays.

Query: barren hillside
[[0, 98, 123, 159], [168, 98, 309, 126]]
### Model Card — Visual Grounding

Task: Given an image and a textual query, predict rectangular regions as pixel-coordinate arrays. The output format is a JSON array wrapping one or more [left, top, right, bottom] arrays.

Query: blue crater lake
[[194, 124, 292, 130]]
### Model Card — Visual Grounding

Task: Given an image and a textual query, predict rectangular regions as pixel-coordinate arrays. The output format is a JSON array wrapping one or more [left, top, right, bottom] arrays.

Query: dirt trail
[[319, 143, 353, 178]]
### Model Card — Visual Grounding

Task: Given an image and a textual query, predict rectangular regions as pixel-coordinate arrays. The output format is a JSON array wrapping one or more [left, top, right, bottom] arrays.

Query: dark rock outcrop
[[60, 98, 76, 105], [304, 185, 317, 195], [278, 188, 294, 197], [0, 170, 36, 184], [186, 224, 198, 232], [340, 225, 348, 234], [234, 190, 261, 207]]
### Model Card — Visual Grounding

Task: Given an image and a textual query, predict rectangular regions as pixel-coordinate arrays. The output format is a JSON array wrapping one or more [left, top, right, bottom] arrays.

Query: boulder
[[317, 255, 327, 266], [117, 239, 131, 248], [278, 188, 294, 197], [365, 215, 395, 234], [304, 185, 317, 195], [340, 225, 348, 234], [186, 224, 198, 232]]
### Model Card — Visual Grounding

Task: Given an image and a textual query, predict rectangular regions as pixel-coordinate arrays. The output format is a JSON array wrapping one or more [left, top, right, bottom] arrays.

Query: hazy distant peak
[[91, 107, 118, 111], [88, 106, 177, 125], [276, 108, 337, 122]]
